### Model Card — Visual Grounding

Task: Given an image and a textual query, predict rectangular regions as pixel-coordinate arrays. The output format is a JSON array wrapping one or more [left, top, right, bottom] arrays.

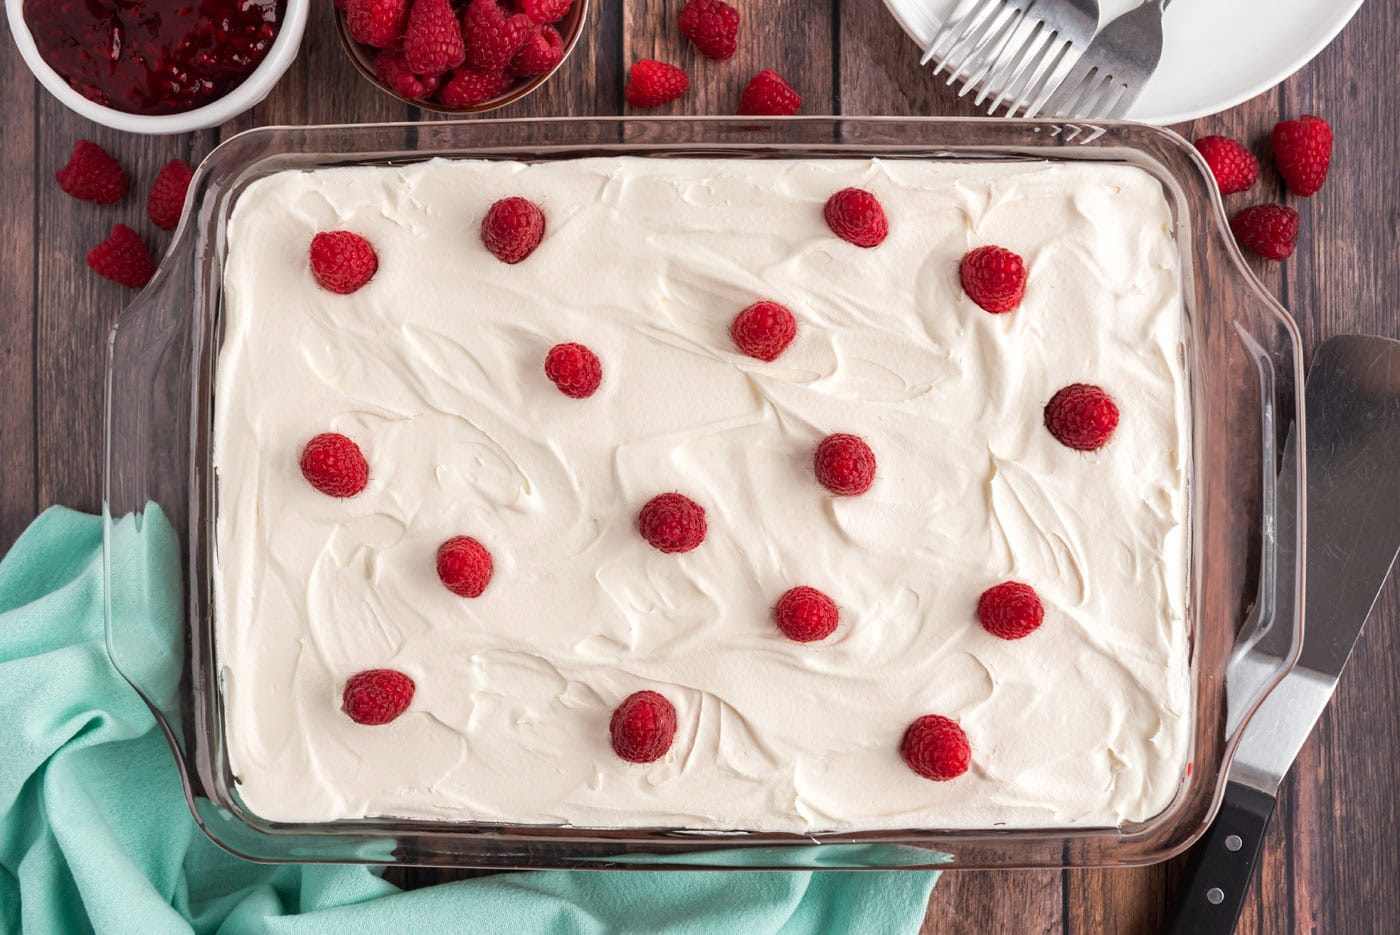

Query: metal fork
[[1041, 0, 1173, 119], [919, 0, 1101, 118]]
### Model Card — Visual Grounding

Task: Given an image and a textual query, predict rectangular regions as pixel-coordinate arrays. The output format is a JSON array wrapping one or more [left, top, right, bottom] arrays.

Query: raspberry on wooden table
[[544, 342, 603, 398], [610, 690, 677, 763], [437, 67, 513, 107], [299, 432, 370, 497], [774, 586, 839, 642], [375, 49, 442, 100], [436, 536, 494, 597], [342, 668, 415, 725], [977, 582, 1044, 640], [737, 69, 800, 116], [57, 140, 127, 205], [403, 0, 466, 75], [959, 245, 1026, 313], [1044, 383, 1119, 451], [823, 188, 888, 247], [147, 159, 193, 230], [900, 715, 970, 781], [520, 0, 571, 24], [731, 301, 797, 362], [638, 493, 707, 554], [1230, 205, 1299, 261], [625, 59, 689, 108], [1271, 115, 1333, 197], [346, 0, 410, 48], [86, 225, 155, 289], [814, 433, 876, 496], [481, 196, 546, 263], [509, 25, 565, 77], [679, 0, 740, 60], [309, 231, 378, 294], [1193, 136, 1258, 195], [461, 0, 533, 72]]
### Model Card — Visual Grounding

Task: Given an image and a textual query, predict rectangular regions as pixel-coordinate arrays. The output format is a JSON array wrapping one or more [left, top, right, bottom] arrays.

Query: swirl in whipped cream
[[214, 157, 1189, 830]]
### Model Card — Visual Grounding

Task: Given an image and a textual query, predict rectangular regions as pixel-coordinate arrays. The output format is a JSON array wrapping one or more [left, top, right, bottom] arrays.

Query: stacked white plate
[[882, 0, 1366, 123]]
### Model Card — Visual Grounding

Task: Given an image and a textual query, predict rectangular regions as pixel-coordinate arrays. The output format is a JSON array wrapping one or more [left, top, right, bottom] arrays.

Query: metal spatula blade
[[1169, 334, 1400, 934]]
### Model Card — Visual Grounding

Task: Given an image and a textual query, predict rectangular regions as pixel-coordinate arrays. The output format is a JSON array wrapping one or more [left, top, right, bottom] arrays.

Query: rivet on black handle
[[1167, 781, 1278, 935]]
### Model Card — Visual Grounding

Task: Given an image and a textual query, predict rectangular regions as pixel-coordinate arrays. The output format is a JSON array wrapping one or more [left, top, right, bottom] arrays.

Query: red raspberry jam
[[22, 0, 287, 116]]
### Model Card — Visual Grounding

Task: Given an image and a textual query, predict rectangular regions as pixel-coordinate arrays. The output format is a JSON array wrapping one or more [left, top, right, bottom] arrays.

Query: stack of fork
[[922, 0, 1170, 121]]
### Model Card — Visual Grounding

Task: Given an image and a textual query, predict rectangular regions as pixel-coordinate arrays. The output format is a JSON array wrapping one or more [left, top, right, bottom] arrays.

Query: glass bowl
[[333, 0, 590, 114], [104, 117, 1305, 870]]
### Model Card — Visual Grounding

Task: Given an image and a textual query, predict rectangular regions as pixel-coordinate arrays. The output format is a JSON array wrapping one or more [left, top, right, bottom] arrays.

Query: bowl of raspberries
[[334, 0, 588, 112]]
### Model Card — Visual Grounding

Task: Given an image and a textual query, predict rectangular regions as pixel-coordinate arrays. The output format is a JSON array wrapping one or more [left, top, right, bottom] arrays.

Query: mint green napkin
[[0, 507, 939, 934]]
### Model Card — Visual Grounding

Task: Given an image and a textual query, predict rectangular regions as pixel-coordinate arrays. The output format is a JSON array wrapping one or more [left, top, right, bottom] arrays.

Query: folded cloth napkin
[[0, 507, 939, 935]]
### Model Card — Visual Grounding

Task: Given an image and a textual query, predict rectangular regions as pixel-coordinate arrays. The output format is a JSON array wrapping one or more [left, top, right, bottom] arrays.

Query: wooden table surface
[[3, 2, 1398, 932]]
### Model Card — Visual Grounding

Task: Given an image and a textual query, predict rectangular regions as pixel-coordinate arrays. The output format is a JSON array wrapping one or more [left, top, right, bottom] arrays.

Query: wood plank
[[0, 41, 37, 554], [623, 0, 834, 116], [922, 870, 1060, 934], [837, 0, 999, 119], [33, 112, 163, 515]]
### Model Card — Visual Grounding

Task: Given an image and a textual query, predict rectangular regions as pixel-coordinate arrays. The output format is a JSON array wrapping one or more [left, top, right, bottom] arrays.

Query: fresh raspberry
[[737, 69, 800, 116], [900, 715, 970, 781], [1271, 115, 1333, 197], [309, 231, 379, 294], [437, 67, 514, 107], [824, 188, 888, 248], [436, 536, 494, 597], [959, 245, 1026, 313], [146, 158, 193, 231], [625, 59, 689, 108], [85, 225, 155, 289], [977, 582, 1044, 640], [299, 432, 370, 497], [374, 49, 443, 100], [346, 0, 410, 48], [813, 433, 876, 496], [1193, 136, 1258, 196], [461, 0, 533, 71], [342, 669, 415, 725], [509, 24, 564, 77], [403, 0, 466, 75], [56, 140, 127, 205], [1044, 383, 1119, 451], [678, 0, 739, 60], [610, 690, 677, 763], [731, 301, 796, 362], [1230, 205, 1300, 261], [520, 0, 571, 24], [774, 586, 839, 642], [481, 196, 545, 263], [638, 493, 706, 554], [545, 342, 603, 398]]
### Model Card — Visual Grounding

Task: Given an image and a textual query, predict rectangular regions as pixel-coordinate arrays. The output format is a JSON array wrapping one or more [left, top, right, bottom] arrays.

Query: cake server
[[1168, 334, 1400, 934]]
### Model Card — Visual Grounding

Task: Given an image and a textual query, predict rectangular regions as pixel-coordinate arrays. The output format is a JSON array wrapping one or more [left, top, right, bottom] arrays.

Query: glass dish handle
[[1223, 325, 1305, 743], [103, 235, 200, 754]]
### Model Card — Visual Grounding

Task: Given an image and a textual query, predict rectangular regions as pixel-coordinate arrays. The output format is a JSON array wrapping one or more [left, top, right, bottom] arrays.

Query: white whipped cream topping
[[214, 157, 1190, 830]]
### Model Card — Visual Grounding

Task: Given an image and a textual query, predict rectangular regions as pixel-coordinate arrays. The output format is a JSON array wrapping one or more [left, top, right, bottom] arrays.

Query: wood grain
[[0, 32, 37, 552], [623, 0, 834, 116], [2, 0, 1399, 930]]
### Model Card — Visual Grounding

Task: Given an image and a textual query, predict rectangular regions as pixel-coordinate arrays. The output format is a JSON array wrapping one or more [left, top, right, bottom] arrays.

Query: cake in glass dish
[[212, 156, 1189, 831]]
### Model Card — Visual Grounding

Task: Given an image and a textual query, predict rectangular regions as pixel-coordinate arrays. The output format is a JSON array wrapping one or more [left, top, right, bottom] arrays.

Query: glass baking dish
[[103, 117, 1305, 870]]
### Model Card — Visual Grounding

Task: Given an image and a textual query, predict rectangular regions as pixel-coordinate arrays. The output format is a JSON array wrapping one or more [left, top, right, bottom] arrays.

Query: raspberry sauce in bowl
[[20, 0, 287, 116]]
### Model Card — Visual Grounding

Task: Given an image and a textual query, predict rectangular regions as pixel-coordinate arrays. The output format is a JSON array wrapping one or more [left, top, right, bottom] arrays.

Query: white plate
[[882, 0, 1365, 124]]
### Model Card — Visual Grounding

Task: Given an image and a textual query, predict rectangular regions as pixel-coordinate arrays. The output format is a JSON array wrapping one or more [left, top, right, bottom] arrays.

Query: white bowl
[[6, 0, 309, 135]]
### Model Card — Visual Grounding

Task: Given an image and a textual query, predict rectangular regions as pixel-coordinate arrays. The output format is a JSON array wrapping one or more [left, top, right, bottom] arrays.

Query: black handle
[[1167, 780, 1277, 935]]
